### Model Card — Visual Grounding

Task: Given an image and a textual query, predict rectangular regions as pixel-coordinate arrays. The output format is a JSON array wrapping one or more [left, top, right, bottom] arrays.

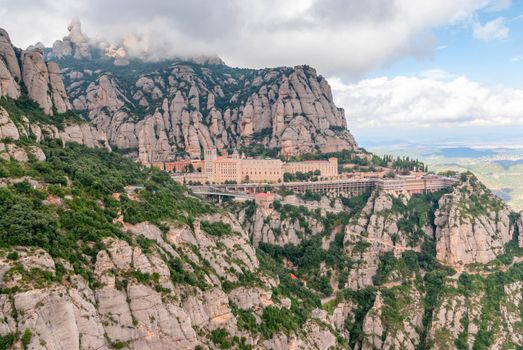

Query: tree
[[385, 170, 395, 178]]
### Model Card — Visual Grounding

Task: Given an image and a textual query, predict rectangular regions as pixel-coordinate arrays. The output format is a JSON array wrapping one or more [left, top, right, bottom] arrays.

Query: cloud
[[329, 71, 523, 128], [483, 0, 511, 12], [417, 69, 458, 80], [473, 17, 509, 41], [0, 0, 509, 76]]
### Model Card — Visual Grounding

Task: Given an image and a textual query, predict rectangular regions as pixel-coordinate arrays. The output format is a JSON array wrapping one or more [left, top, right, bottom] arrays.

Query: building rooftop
[[255, 192, 273, 197]]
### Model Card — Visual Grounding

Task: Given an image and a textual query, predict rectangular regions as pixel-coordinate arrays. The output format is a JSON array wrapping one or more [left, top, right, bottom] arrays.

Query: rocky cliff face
[[50, 19, 92, 60], [434, 175, 514, 267], [0, 27, 106, 155], [21, 49, 72, 115], [9, 22, 358, 161], [342, 191, 427, 290], [0, 28, 71, 116], [61, 62, 357, 161], [0, 29, 21, 100], [360, 286, 424, 350], [237, 194, 343, 247], [0, 219, 264, 350], [0, 104, 109, 161], [427, 277, 523, 349]]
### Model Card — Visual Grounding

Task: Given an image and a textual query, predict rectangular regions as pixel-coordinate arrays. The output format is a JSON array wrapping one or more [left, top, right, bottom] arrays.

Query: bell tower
[[204, 148, 217, 183]]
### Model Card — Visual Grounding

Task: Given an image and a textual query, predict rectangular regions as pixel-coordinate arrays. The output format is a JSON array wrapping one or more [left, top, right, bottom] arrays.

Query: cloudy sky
[[1, 0, 522, 142]]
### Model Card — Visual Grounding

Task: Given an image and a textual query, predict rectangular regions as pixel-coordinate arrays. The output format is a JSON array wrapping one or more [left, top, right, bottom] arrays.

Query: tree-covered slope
[[0, 138, 355, 349]]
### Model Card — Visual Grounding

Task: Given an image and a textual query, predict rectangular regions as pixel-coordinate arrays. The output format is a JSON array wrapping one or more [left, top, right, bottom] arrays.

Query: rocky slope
[[237, 194, 343, 247], [229, 177, 523, 349], [0, 102, 108, 162], [434, 174, 514, 267], [0, 141, 352, 349], [50, 18, 92, 60], [0, 29, 21, 100]]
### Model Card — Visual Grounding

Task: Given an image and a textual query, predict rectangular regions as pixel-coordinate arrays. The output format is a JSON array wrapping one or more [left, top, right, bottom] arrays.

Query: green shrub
[[260, 306, 299, 339], [111, 340, 127, 349], [6, 251, 18, 260], [0, 332, 15, 350], [21, 329, 32, 349], [235, 308, 258, 333], [210, 328, 232, 348], [200, 221, 232, 237]]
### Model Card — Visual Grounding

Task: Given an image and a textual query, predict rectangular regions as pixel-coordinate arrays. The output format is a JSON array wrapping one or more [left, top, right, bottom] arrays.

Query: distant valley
[[362, 136, 523, 211]]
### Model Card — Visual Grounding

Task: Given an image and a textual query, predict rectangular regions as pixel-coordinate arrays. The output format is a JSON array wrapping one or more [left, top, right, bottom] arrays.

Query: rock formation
[[517, 212, 523, 248], [0, 28, 21, 99], [0, 106, 19, 140], [62, 63, 357, 161], [0, 105, 109, 161], [342, 191, 428, 289], [0, 210, 341, 349], [434, 176, 513, 266], [0, 27, 72, 116], [9, 21, 360, 160], [47, 61, 71, 113], [21, 49, 72, 115], [0, 29, 109, 154], [428, 278, 523, 349], [50, 18, 91, 60], [361, 286, 424, 350]]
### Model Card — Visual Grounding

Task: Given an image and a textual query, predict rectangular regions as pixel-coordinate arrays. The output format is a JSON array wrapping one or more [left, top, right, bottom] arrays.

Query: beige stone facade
[[283, 158, 338, 177], [241, 159, 283, 183], [375, 174, 458, 194], [202, 149, 338, 184], [204, 149, 244, 183]]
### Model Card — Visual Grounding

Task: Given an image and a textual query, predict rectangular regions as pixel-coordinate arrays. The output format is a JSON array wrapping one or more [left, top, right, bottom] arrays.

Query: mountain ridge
[[21, 20, 359, 162]]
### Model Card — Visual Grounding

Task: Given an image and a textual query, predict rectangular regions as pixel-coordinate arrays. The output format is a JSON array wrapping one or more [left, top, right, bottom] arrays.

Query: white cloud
[[473, 17, 509, 41], [330, 71, 523, 128], [0, 0, 506, 77], [417, 69, 458, 80]]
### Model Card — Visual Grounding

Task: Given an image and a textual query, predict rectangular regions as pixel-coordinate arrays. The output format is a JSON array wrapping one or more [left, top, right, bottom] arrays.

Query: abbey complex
[[145, 148, 458, 197], [147, 148, 338, 184]]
